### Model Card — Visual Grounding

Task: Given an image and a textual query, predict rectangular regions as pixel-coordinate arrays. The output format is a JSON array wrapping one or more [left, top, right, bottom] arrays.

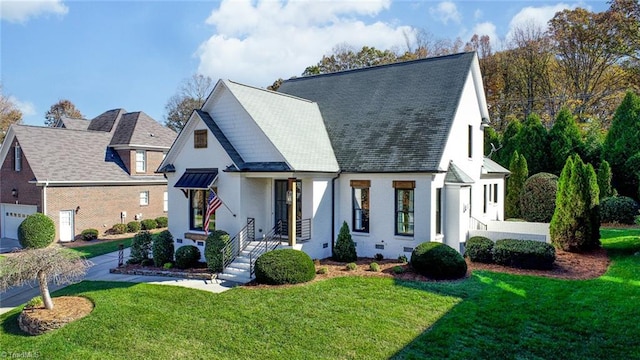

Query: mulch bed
[[19, 296, 94, 335]]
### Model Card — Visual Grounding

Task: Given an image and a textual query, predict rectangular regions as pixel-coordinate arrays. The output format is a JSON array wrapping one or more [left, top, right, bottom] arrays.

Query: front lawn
[[1, 228, 638, 359], [67, 238, 133, 259]]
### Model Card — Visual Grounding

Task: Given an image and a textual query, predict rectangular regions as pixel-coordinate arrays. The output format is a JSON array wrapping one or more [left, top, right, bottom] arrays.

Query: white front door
[[59, 210, 74, 242], [0, 204, 37, 239]]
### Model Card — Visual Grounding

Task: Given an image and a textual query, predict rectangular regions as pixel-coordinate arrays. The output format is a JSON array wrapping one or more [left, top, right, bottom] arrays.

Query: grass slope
[[67, 238, 133, 259], [1, 229, 638, 359]]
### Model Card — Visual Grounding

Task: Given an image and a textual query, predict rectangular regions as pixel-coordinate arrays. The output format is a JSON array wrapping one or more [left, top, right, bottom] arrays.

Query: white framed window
[[140, 191, 149, 206], [136, 150, 146, 172], [14, 144, 21, 172], [163, 191, 168, 212]]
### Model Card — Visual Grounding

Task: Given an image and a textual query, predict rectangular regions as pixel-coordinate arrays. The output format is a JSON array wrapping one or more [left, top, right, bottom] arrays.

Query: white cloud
[[197, 0, 414, 87], [506, 3, 576, 40], [429, 1, 462, 25], [473, 9, 483, 20], [9, 96, 36, 117], [1, 0, 68, 23], [470, 22, 498, 44]]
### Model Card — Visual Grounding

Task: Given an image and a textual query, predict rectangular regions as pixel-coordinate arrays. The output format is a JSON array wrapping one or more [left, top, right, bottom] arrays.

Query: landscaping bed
[[110, 263, 212, 280]]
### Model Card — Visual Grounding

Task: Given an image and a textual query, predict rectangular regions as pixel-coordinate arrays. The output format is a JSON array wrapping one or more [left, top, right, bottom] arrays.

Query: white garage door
[[1, 204, 38, 240]]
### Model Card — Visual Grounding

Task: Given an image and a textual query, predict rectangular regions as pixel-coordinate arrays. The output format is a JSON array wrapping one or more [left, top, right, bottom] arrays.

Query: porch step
[[218, 241, 275, 284]]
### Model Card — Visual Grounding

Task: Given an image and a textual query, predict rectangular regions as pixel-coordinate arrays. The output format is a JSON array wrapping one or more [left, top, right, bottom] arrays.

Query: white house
[[158, 52, 509, 282]]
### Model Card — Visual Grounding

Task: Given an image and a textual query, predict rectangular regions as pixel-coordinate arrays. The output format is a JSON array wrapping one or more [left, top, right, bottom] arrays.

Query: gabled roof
[[88, 109, 125, 132], [57, 117, 89, 131], [277, 52, 477, 173], [221, 80, 339, 172], [110, 111, 176, 148], [445, 161, 475, 184]]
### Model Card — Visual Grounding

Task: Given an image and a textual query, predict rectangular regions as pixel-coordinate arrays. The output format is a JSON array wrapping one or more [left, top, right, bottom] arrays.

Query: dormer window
[[194, 130, 207, 149], [136, 150, 146, 173], [14, 144, 21, 172]]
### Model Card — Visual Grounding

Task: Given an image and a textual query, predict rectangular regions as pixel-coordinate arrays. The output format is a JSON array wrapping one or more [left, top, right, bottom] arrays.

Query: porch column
[[288, 177, 297, 246]]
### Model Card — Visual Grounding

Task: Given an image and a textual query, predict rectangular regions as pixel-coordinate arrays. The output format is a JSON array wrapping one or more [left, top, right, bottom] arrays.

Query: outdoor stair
[[217, 240, 273, 284]]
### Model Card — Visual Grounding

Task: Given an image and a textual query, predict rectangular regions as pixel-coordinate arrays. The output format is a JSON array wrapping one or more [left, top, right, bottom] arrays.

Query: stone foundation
[[110, 267, 213, 280]]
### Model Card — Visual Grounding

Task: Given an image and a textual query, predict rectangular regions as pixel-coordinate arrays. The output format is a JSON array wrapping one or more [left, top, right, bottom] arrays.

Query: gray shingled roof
[[277, 52, 476, 172], [88, 109, 125, 132], [110, 111, 176, 148], [59, 117, 90, 131]]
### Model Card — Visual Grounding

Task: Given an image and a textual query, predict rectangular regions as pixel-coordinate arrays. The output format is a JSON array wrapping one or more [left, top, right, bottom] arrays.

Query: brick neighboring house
[[0, 109, 176, 242]]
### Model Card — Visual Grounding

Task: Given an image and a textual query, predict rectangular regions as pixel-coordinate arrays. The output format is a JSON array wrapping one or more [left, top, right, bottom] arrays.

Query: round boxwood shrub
[[175, 245, 201, 269], [464, 236, 494, 263], [411, 242, 467, 280], [18, 213, 55, 249], [492, 239, 556, 270], [111, 223, 127, 235], [520, 172, 558, 223], [81, 228, 99, 241], [600, 196, 639, 225], [141, 219, 157, 231], [152, 230, 174, 267], [155, 216, 168, 228], [127, 221, 141, 233], [204, 230, 230, 272], [254, 249, 315, 285]]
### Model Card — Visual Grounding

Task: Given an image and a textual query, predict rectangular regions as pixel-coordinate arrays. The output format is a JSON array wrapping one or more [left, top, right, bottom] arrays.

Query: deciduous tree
[[44, 99, 83, 127], [164, 74, 214, 132], [0, 85, 22, 143]]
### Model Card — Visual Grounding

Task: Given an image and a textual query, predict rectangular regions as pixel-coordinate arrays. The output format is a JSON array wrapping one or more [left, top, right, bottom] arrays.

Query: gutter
[[330, 171, 342, 255]]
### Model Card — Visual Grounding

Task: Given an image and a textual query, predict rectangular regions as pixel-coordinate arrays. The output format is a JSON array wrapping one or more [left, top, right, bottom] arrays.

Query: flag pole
[[210, 187, 236, 217]]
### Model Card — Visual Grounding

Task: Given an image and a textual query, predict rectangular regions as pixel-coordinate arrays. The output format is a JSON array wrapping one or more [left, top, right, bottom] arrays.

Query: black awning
[[174, 168, 218, 189]]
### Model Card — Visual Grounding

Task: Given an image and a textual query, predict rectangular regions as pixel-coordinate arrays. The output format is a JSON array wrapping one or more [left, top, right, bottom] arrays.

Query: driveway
[[0, 248, 236, 315], [0, 237, 21, 254]]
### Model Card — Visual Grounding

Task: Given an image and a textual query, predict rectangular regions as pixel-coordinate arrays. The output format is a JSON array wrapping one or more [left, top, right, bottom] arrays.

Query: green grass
[[67, 238, 133, 259], [1, 228, 638, 359]]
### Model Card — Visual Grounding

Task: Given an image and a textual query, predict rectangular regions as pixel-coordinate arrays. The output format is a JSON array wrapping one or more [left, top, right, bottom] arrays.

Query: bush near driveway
[[175, 245, 201, 269], [152, 230, 174, 267], [129, 231, 153, 264], [204, 230, 230, 273], [81, 229, 99, 241], [18, 213, 55, 249]]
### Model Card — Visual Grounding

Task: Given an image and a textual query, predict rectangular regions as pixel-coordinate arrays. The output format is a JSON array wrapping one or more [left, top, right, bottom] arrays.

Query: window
[[189, 189, 215, 232], [136, 150, 146, 172], [163, 191, 168, 212], [394, 181, 415, 236], [351, 180, 370, 233], [493, 184, 498, 203], [14, 144, 21, 172], [194, 130, 207, 149], [483, 185, 488, 213], [140, 191, 149, 206], [436, 188, 442, 235], [468, 125, 473, 158]]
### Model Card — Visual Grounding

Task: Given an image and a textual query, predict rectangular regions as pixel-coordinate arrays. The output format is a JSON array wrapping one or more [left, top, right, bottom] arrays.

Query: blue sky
[[1, 0, 608, 127]]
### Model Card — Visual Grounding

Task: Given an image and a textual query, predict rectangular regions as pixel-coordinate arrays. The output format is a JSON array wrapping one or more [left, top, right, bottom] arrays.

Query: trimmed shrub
[[600, 196, 640, 224], [465, 236, 494, 263], [492, 239, 556, 270], [25, 296, 43, 309], [204, 230, 230, 272], [155, 217, 168, 228], [18, 213, 55, 249], [374, 253, 384, 261], [127, 221, 141, 233], [411, 242, 467, 280], [111, 223, 127, 235], [140, 258, 154, 267], [163, 262, 173, 269], [175, 245, 201, 269], [316, 266, 328, 275], [398, 255, 408, 264], [392, 266, 405, 274], [333, 222, 357, 262], [506, 151, 528, 219], [141, 219, 158, 231], [254, 249, 315, 285], [369, 262, 381, 272], [81, 228, 99, 241], [152, 230, 174, 267], [129, 231, 153, 264], [520, 172, 558, 223]]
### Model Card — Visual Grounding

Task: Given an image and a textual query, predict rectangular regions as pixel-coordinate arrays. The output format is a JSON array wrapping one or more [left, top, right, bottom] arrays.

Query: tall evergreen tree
[[506, 151, 528, 219], [494, 118, 522, 168], [549, 107, 583, 175], [550, 155, 600, 252], [597, 160, 614, 200], [603, 91, 640, 200], [517, 113, 549, 176]]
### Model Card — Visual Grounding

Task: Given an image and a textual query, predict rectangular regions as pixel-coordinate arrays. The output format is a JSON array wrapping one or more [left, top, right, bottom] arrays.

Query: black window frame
[[435, 188, 442, 235], [189, 189, 215, 232], [352, 186, 370, 233], [395, 188, 415, 236]]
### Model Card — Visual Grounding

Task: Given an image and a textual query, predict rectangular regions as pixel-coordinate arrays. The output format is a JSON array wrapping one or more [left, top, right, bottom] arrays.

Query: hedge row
[[465, 237, 556, 270]]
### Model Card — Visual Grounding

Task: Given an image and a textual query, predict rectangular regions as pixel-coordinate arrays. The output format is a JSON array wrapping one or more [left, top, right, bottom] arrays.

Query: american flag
[[204, 190, 222, 235]]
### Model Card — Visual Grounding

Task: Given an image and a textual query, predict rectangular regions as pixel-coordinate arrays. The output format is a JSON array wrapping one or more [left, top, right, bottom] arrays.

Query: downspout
[[330, 171, 342, 254], [43, 179, 49, 215]]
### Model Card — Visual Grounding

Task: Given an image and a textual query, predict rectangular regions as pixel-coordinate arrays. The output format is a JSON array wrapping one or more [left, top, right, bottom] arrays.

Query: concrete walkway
[[0, 247, 236, 315]]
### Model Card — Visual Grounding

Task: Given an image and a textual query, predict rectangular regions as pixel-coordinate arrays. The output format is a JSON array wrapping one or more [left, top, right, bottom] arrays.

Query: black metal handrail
[[277, 218, 312, 242], [249, 220, 284, 276], [221, 218, 255, 270]]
